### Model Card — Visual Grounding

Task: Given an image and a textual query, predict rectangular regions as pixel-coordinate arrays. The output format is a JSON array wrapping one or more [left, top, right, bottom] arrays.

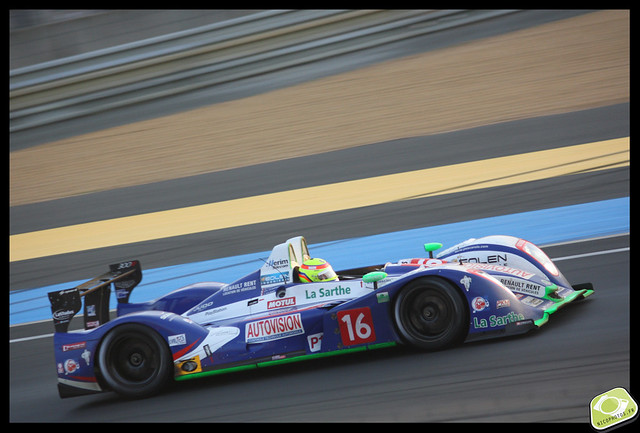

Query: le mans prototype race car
[[48, 235, 593, 399]]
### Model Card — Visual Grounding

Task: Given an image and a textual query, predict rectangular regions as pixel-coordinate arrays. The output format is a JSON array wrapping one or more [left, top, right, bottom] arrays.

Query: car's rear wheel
[[98, 324, 173, 398], [393, 277, 467, 350]]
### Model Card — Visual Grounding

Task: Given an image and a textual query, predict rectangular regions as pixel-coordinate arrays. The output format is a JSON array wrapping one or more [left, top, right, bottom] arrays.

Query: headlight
[[516, 239, 559, 276]]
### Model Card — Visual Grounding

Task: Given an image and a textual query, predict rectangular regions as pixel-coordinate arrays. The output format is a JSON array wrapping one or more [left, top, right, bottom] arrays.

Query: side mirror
[[424, 242, 443, 258], [363, 271, 388, 289]]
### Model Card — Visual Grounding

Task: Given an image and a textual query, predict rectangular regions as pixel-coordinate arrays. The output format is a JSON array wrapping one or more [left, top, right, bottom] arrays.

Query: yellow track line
[[10, 137, 629, 262]]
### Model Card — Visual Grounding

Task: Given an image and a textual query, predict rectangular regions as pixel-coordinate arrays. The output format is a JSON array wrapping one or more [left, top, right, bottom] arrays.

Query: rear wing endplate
[[47, 260, 142, 333]]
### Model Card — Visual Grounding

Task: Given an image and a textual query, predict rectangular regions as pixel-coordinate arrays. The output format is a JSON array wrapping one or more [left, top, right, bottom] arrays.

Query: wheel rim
[[108, 334, 160, 385], [402, 288, 456, 341]]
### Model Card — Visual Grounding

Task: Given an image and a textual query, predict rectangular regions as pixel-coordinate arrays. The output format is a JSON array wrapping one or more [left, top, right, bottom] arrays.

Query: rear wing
[[47, 260, 142, 333]]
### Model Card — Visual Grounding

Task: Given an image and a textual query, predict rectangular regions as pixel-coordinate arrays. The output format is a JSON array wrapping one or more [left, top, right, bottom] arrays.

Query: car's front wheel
[[393, 277, 468, 350], [98, 324, 173, 398]]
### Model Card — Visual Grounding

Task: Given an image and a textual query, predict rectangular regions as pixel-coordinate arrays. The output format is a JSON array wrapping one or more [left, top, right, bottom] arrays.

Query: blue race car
[[48, 235, 593, 398]]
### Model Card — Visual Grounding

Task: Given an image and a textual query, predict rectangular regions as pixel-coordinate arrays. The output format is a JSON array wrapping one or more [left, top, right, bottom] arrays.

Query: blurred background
[[10, 10, 258, 69]]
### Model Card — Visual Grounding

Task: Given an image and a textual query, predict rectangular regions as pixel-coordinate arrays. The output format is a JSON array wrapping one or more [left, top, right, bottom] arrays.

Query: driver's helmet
[[298, 258, 338, 283]]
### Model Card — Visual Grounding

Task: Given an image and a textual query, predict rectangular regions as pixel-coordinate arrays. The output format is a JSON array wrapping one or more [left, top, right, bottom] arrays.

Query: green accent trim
[[175, 364, 257, 381], [543, 284, 561, 302], [362, 271, 388, 283], [534, 288, 592, 327], [424, 242, 443, 252], [534, 313, 549, 327], [174, 342, 397, 382], [424, 242, 443, 258]]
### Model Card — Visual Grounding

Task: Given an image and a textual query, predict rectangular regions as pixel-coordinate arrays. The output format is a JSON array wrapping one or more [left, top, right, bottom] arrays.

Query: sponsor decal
[[376, 292, 390, 303], [63, 359, 80, 374], [304, 285, 351, 299], [115, 261, 136, 270], [398, 258, 445, 266], [496, 299, 511, 309], [168, 333, 187, 347], [473, 312, 525, 329], [86, 320, 100, 329], [458, 254, 508, 264], [202, 306, 229, 317], [191, 301, 214, 313], [472, 297, 490, 312], [463, 263, 534, 279], [224, 279, 258, 295], [115, 289, 128, 299], [86, 304, 96, 316], [460, 275, 472, 291], [52, 309, 76, 321], [498, 277, 545, 297], [60, 351, 91, 376], [308, 333, 323, 352], [337, 307, 376, 346], [260, 273, 289, 287], [266, 258, 289, 269], [248, 298, 259, 307], [520, 296, 544, 307], [267, 297, 296, 309], [62, 342, 86, 351], [245, 313, 304, 344]]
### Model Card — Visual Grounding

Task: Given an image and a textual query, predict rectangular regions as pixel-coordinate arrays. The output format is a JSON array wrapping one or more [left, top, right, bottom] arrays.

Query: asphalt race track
[[10, 233, 630, 422], [9, 107, 630, 422], [10, 11, 629, 423]]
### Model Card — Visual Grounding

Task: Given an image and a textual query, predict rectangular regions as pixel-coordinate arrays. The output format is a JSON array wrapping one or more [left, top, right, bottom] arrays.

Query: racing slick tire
[[98, 324, 173, 398], [393, 277, 468, 351]]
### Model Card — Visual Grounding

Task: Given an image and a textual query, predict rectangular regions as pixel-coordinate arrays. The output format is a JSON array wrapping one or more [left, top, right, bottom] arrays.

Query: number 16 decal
[[337, 307, 376, 346]]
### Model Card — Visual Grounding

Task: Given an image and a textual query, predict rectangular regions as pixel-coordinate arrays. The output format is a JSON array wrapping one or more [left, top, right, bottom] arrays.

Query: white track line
[[551, 247, 629, 262]]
